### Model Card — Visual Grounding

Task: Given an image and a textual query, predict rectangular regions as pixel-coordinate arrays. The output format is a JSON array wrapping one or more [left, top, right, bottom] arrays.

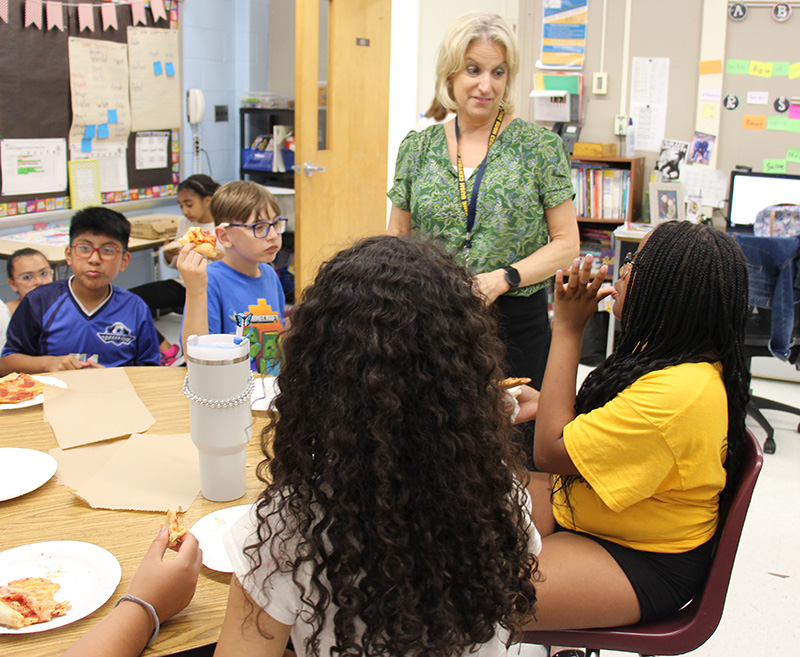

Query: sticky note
[[742, 115, 766, 130], [767, 115, 790, 131], [726, 59, 750, 75], [789, 119, 800, 134], [748, 61, 773, 78], [165, 62, 175, 76], [763, 159, 787, 174], [787, 148, 800, 163], [81, 139, 93, 153], [701, 103, 717, 119], [772, 62, 790, 77], [108, 109, 118, 124], [789, 62, 800, 79], [98, 123, 110, 139], [789, 104, 800, 120], [84, 124, 96, 139], [153, 61, 163, 76], [746, 91, 769, 105], [699, 60, 722, 75]]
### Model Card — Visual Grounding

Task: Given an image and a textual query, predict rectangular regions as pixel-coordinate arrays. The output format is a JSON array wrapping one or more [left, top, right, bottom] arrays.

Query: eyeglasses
[[619, 250, 637, 277], [15, 268, 54, 284], [70, 242, 125, 260], [220, 217, 288, 238]]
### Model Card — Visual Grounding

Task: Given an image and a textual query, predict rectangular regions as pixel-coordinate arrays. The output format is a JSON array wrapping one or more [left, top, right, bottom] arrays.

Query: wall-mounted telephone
[[552, 122, 582, 154], [187, 89, 206, 125]]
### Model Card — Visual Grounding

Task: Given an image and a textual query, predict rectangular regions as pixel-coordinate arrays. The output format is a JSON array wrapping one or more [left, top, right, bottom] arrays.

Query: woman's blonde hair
[[435, 11, 519, 115]]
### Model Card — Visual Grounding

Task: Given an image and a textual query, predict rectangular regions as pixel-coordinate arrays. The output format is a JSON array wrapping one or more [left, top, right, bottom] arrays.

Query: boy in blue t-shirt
[[178, 181, 285, 373], [0, 207, 160, 375]]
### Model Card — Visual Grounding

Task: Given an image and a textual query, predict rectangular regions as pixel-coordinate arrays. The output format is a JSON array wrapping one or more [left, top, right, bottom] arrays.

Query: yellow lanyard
[[455, 108, 504, 254]]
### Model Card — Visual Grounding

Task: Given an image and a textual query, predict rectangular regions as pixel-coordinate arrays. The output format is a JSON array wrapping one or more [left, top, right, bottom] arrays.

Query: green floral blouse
[[388, 118, 574, 296]]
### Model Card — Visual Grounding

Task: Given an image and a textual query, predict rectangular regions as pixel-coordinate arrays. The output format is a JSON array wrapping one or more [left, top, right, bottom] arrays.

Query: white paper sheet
[[533, 94, 571, 122], [135, 131, 169, 170], [629, 57, 670, 152], [1, 139, 67, 196], [679, 166, 729, 208], [128, 27, 181, 131], [70, 142, 129, 192]]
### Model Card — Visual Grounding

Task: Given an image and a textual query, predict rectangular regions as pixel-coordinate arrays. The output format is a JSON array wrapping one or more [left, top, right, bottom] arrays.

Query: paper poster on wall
[[629, 58, 669, 152], [128, 27, 181, 131], [679, 166, 728, 208], [135, 131, 170, 170], [686, 131, 716, 166], [654, 140, 689, 182], [70, 142, 129, 192], [1, 139, 67, 196], [67, 38, 131, 147], [537, 0, 588, 70], [68, 159, 102, 210]]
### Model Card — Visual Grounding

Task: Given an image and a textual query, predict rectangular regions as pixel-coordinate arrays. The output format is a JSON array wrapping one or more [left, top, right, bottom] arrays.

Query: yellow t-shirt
[[553, 362, 727, 553]]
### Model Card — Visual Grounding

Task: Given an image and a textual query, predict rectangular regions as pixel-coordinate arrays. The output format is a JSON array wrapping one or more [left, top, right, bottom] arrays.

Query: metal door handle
[[303, 161, 326, 177]]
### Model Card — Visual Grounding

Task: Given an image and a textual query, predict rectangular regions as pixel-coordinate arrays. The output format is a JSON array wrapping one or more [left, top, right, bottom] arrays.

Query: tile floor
[[159, 315, 800, 655]]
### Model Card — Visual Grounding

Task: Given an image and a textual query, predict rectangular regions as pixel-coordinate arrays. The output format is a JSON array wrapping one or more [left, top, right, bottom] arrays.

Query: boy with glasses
[[0, 207, 160, 375], [178, 181, 285, 374]]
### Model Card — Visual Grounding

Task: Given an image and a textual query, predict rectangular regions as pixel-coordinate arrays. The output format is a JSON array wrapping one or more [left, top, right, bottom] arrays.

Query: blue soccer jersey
[[2, 278, 160, 367]]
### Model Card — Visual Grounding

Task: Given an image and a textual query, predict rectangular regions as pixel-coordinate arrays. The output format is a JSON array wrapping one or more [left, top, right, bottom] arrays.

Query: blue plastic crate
[[242, 148, 295, 172]]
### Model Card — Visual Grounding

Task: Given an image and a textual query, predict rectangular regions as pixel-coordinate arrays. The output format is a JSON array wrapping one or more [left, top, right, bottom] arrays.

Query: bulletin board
[[0, 0, 181, 220]]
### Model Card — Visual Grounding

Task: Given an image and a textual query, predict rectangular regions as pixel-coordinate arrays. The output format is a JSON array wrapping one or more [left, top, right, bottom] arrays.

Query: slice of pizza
[[165, 509, 187, 548], [499, 376, 531, 390], [0, 373, 44, 405], [177, 227, 219, 260], [0, 578, 70, 628]]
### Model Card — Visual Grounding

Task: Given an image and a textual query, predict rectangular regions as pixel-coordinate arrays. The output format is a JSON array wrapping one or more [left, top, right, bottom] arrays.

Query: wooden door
[[294, 0, 392, 294]]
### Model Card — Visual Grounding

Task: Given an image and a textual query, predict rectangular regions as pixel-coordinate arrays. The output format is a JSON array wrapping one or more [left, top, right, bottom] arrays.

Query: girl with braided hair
[[217, 235, 540, 657], [520, 221, 750, 636]]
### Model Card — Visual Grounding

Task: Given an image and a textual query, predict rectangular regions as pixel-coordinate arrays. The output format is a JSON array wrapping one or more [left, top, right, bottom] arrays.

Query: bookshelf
[[571, 156, 645, 278]]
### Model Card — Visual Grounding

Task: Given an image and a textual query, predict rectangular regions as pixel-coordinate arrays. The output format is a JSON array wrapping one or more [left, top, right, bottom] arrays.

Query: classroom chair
[[521, 428, 763, 657], [743, 305, 800, 454]]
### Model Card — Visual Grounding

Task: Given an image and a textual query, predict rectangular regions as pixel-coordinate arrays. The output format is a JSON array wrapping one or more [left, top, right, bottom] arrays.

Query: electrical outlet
[[214, 105, 229, 122], [592, 72, 608, 95], [614, 115, 628, 136]]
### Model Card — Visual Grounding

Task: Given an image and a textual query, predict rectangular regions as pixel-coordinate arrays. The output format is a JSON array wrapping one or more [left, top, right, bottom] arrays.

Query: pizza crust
[[165, 509, 187, 548]]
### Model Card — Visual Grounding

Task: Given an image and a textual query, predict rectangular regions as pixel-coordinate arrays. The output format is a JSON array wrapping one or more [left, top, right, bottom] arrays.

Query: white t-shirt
[[224, 489, 541, 657]]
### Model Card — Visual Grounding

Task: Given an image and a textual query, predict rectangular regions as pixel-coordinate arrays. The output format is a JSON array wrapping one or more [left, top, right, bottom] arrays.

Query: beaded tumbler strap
[[182, 372, 255, 408]]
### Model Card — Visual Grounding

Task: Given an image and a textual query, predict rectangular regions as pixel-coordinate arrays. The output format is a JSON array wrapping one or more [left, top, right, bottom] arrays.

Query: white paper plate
[[0, 375, 67, 411], [0, 448, 58, 502], [250, 376, 279, 412], [0, 541, 121, 634], [190, 504, 251, 573]]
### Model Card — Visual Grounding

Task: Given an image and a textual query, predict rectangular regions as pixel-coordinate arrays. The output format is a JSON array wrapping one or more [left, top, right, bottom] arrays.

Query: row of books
[[578, 226, 615, 276], [571, 164, 631, 221]]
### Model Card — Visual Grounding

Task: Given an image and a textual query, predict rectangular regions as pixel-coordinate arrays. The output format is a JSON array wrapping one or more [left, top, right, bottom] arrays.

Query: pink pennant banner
[[101, 1, 117, 30], [25, 0, 42, 28], [0, 0, 8, 25], [78, 3, 94, 31], [150, 0, 167, 22], [46, 0, 63, 31], [131, 0, 147, 25]]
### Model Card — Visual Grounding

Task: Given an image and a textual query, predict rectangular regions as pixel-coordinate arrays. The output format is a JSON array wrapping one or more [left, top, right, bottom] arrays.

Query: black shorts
[[554, 523, 716, 623]]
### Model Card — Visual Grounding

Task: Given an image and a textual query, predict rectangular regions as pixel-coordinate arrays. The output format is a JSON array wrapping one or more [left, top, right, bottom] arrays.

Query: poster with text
[[128, 27, 181, 131], [538, 0, 588, 70]]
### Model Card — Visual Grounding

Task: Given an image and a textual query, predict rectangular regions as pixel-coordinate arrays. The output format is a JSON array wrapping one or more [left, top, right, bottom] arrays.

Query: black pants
[[494, 289, 551, 468], [129, 279, 185, 345]]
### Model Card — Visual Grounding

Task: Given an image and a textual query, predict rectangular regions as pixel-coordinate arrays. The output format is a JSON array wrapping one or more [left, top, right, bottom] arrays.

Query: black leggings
[[129, 279, 185, 344]]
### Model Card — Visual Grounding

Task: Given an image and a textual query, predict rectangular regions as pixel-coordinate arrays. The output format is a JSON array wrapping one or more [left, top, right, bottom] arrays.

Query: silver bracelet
[[115, 594, 160, 647], [182, 372, 255, 408]]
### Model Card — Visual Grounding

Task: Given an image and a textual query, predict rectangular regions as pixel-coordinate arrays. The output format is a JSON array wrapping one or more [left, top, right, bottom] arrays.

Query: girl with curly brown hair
[[216, 235, 540, 657]]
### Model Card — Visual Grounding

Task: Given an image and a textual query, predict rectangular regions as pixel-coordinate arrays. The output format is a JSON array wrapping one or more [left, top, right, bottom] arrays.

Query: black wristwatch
[[503, 266, 521, 291]]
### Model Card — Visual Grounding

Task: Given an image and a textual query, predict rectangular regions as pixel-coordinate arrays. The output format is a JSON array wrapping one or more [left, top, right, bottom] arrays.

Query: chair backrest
[[522, 428, 764, 655]]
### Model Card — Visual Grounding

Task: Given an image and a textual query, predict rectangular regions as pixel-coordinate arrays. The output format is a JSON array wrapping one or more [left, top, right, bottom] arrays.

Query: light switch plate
[[593, 72, 608, 95]]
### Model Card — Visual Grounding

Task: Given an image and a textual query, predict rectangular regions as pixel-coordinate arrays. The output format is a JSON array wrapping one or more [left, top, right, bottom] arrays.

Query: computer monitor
[[727, 170, 800, 231]]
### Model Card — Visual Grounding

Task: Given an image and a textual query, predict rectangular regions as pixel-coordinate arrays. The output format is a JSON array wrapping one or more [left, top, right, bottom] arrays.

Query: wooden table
[[0, 367, 269, 656]]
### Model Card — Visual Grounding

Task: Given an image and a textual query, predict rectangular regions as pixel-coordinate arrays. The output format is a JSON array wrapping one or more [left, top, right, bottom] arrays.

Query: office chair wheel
[[764, 436, 776, 454]]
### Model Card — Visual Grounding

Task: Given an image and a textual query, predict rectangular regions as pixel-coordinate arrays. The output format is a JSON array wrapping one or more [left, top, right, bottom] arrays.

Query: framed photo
[[649, 182, 686, 225]]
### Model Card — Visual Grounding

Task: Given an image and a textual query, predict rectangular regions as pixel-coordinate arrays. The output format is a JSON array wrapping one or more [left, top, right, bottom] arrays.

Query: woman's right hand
[[127, 527, 202, 623]]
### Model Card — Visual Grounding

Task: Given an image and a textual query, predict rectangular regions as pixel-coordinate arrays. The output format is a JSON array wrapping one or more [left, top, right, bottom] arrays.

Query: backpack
[[754, 204, 800, 237]]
